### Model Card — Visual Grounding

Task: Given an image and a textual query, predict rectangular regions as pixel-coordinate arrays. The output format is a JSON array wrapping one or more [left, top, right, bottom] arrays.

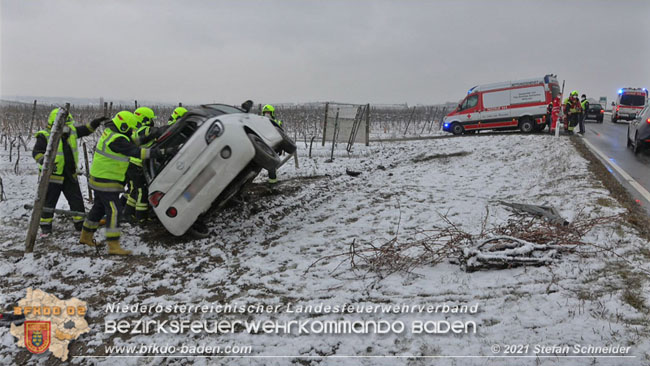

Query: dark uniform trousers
[[41, 170, 85, 230], [125, 163, 149, 220]]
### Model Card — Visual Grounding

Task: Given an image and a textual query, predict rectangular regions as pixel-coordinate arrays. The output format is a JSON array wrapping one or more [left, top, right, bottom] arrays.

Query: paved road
[[582, 113, 650, 215]]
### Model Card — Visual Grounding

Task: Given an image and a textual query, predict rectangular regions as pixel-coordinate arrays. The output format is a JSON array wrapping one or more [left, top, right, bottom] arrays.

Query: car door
[[457, 94, 481, 130], [629, 106, 645, 142], [480, 89, 511, 128]]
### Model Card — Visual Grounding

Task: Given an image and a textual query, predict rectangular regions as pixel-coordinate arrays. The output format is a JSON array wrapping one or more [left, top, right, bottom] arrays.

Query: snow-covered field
[[1, 133, 649, 365]]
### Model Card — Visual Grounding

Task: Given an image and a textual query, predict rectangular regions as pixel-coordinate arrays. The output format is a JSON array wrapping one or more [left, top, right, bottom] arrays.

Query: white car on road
[[144, 103, 296, 236]]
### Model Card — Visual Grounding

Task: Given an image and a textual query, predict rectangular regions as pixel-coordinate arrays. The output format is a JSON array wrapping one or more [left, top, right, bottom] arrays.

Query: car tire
[[248, 133, 281, 170], [633, 132, 640, 154], [451, 123, 463, 136], [627, 127, 632, 148], [519, 117, 534, 133], [188, 220, 210, 238], [275, 127, 297, 154]]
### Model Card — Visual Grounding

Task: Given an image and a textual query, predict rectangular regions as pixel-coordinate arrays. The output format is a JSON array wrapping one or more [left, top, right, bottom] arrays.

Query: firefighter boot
[[107, 240, 132, 255], [79, 229, 97, 247]]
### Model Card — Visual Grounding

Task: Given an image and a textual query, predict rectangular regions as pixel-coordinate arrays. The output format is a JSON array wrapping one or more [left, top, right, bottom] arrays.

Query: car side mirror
[[241, 100, 253, 113]]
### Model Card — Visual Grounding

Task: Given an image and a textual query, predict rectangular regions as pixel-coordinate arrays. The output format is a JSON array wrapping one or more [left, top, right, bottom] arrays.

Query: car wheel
[[627, 126, 632, 148], [188, 220, 210, 238], [451, 123, 464, 136], [248, 133, 281, 170], [275, 127, 297, 154], [633, 132, 641, 154], [519, 117, 534, 133]]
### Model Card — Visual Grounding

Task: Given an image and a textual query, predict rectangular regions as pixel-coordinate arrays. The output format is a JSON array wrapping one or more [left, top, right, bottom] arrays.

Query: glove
[[90, 116, 109, 130], [162, 147, 179, 157], [149, 147, 178, 159], [150, 128, 164, 140]]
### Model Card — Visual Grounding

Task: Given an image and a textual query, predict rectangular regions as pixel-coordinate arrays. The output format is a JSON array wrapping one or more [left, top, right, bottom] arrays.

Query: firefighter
[[261, 104, 283, 184], [79, 111, 172, 255], [123, 107, 164, 223], [167, 106, 187, 126], [564, 91, 582, 134], [579, 94, 589, 135], [32, 108, 107, 235], [262, 104, 283, 127]]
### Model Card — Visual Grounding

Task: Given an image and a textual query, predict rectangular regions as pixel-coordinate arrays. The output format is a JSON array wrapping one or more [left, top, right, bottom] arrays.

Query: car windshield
[[590, 104, 602, 109], [620, 94, 645, 106]]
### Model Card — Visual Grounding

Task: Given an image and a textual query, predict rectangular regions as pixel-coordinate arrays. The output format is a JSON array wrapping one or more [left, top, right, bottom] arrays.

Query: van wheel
[[248, 133, 281, 170], [519, 117, 534, 133], [451, 123, 464, 136]]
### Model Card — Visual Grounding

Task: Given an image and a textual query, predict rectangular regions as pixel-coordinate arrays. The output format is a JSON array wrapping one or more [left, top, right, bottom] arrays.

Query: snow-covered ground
[[0, 133, 649, 365]]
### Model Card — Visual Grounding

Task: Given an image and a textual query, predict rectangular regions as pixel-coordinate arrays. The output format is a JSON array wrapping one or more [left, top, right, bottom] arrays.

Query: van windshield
[[620, 94, 645, 106]]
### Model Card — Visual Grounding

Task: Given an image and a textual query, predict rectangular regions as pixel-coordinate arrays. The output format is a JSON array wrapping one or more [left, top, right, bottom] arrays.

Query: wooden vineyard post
[[365, 103, 370, 146], [321, 102, 329, 146], [329, 109, 340, 161], [83, 142, 93, 203], [28, 100, 37, 138], [25, 103, 70, 253]]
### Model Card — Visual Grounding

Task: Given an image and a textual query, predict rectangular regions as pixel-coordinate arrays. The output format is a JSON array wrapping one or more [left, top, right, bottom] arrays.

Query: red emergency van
[[442, 75, 561, 135]]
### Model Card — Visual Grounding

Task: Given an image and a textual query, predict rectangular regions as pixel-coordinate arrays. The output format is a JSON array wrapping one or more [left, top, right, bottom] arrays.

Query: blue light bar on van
[[618, 89, 623, 94], [444, 123, 449, 128]]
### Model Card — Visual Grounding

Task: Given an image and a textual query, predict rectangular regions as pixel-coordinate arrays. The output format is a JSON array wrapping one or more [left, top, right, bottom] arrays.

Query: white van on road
[[442, 75, 561, 135], [612, 88, 648, 123]]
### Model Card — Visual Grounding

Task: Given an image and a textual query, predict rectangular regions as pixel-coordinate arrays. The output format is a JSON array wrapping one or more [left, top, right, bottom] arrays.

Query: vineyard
[[0, 100, 451, 166]]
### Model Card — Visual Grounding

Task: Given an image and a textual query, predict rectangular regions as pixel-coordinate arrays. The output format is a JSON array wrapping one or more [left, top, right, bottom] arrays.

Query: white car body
[[147, 108, 283, 236], [612, 88, 648, 122]]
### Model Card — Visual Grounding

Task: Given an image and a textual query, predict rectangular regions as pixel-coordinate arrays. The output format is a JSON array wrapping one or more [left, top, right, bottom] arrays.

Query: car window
[[203, 104, 244, 114], [590, 104, 602, 109], [550, 85, 561, 99], [460, 95, 478, 111]]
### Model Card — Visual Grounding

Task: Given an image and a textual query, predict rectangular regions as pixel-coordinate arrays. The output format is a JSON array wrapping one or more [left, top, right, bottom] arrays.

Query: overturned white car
[[144, 103, 296, 236]]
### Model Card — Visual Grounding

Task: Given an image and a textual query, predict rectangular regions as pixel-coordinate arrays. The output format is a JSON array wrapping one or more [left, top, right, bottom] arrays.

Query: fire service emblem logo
[[24, 321, 51, 354]]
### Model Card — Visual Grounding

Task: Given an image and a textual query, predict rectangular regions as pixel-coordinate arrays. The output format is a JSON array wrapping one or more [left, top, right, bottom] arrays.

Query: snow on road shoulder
[[0, 134, 649, 365]]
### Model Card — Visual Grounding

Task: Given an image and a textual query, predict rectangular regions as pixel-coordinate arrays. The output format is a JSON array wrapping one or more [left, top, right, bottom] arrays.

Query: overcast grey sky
[[1, 0, 649, 105]]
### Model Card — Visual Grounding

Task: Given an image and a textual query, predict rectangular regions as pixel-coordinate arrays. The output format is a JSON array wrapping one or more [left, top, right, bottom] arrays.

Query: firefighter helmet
[[47, 108, 73, 128], [134, 107, 156, 126], [112, 111, 138, 133], [262, 104, 275, 118]]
